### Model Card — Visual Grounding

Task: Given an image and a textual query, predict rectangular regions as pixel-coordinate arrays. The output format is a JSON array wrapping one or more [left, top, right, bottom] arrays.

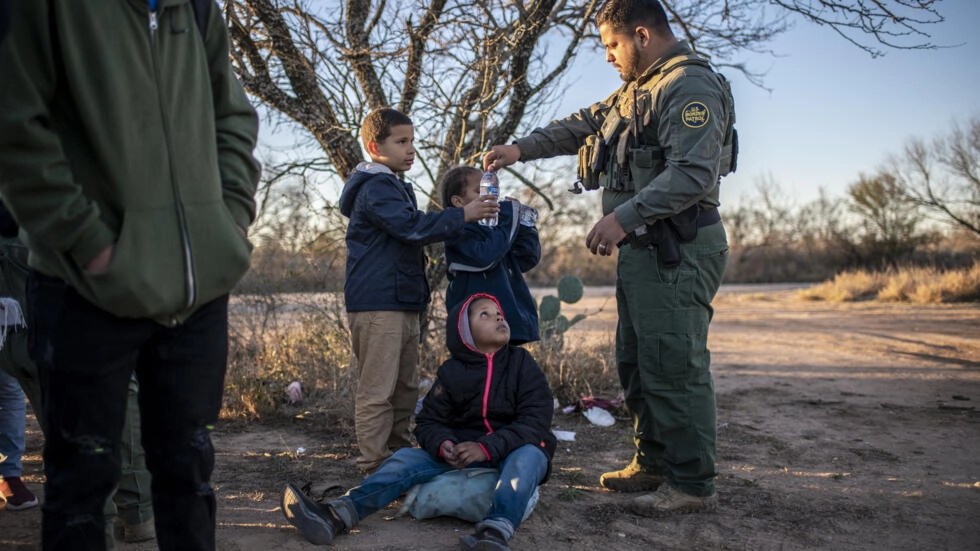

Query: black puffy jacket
[[415, 292, 557, 480]]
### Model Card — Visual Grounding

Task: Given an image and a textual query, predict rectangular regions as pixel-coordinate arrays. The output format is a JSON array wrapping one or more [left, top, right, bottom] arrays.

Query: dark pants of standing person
[[28, 272, 229, 551]]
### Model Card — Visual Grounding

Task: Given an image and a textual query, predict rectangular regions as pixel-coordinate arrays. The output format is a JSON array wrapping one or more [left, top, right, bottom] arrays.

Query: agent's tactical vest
[[575, 53, 738, 203]]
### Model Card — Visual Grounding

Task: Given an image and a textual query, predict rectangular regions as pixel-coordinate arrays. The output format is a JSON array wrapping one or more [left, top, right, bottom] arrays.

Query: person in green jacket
[[0, 1, 260, 549], [484, 0, 735, 516]]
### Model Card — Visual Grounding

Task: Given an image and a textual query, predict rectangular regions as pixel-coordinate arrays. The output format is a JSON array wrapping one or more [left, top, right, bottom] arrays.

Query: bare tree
[[763, 0, 944, 58], [225, 0, 945, 193], [888, 116, 980, 237], [848, 171, 923, 263], [226, 0, 604, 193]]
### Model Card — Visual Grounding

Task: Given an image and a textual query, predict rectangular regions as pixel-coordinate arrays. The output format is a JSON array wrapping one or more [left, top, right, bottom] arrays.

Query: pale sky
[[550, 0, 980, 207]]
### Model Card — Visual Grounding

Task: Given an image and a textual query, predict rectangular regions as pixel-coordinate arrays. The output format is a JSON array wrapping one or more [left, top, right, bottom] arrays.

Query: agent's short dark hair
[[595, 0, 672, 35], [361, 107, 413, 151], [439, 166, 481, 208]]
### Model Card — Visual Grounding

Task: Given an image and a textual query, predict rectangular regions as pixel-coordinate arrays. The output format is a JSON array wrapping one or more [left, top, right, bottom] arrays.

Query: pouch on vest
[[576, 134, 602, 191], [395, 468, 539, 523], [627, 145, 665, 194], [716, 72, 738, 177], [598, 108, 629, 192]]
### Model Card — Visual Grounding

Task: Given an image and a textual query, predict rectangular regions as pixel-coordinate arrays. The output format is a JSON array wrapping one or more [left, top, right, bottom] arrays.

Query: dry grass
[[798, 260, 980, 303], [221, 291, 620, 421], [223, 294, 355, 419], [527, 335, 619, 407]]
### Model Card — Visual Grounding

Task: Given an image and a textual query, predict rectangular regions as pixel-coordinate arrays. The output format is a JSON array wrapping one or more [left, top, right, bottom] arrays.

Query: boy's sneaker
[[599, 459, 666, 492], [629, 483, 717, 516], [0, 476, 39, 511], [281, 483, 345, 545], [459, 527, 510, 551]]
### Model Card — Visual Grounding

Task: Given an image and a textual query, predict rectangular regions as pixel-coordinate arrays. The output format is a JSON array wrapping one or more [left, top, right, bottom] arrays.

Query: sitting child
[[440, 166, 542, 345], [281, 292, 557, 550]]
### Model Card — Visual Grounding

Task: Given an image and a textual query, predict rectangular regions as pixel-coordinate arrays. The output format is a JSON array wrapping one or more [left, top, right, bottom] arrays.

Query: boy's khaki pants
[[348, 311, 420, 472]]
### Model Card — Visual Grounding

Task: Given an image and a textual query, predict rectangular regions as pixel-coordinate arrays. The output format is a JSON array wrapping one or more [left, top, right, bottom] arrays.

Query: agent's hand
[[483, 144, 521, 172], [448, 441, 488, 468], [586, 213, 626, 257], [84, 244, 115, 274], [462, 196, 500, 223]]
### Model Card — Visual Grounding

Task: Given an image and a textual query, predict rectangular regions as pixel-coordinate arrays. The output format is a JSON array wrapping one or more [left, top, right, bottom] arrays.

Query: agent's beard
[[618, 52, 643, 82]]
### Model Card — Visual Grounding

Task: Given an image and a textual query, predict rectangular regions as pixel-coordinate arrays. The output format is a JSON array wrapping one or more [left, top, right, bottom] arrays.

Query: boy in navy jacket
[[441, 167, 542, 344], [282, 293, 557, 550], [339, 108, 498, 472]]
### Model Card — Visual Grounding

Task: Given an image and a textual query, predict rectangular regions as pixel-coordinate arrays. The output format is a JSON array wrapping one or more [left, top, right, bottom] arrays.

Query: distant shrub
[[798, 260, 980, 303]]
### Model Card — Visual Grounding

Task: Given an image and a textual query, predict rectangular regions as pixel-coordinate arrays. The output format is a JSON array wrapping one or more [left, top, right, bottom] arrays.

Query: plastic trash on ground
[[286, 381, 303, 404], [582, 407, 615, 427], [552, 429, 576, 442]]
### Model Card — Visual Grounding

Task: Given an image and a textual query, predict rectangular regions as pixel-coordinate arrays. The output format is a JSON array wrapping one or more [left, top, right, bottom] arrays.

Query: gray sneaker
[[599, 460, 666, 492], [459, 527, 510, 551], [630, 483, 718, 516], [281, 483, 344, 545]]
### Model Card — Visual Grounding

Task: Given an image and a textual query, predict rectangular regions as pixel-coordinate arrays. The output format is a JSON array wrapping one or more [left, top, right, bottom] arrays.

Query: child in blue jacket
[[339, 108, 497, 472], [440, 167, 542, 344]]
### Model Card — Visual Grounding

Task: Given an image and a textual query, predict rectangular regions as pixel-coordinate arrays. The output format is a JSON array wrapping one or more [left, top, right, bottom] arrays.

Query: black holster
[[633, 205, 717, 268]]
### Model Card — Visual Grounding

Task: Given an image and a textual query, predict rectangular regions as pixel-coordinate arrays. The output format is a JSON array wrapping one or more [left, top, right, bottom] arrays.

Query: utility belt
[[624, 205, 720, 268]]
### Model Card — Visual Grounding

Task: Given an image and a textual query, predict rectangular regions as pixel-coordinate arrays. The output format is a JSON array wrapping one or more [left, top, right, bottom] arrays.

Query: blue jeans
[[341, 445, 548, 531], [0, 367, 26, 477]]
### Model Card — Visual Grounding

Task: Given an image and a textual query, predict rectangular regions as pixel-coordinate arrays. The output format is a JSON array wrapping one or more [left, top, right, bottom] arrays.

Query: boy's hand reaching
[[446, 441, 488, 469], [462, 195, 499, 223]]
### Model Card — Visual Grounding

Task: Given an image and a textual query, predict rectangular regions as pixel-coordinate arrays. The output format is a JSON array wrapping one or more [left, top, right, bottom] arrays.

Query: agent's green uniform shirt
[[516, 41, 729, 229], [514, 40, 731, 496]]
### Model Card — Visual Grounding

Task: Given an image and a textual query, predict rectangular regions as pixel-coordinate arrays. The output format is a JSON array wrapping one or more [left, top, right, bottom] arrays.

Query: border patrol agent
[[484, 0, 737, 515]]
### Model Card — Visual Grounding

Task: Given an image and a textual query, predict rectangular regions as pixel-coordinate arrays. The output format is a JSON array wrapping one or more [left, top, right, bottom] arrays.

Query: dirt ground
[[3, 286, 979, 550]]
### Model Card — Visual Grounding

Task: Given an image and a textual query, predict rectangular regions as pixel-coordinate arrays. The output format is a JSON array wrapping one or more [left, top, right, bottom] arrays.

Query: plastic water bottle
[[478, 170, 499, 226]]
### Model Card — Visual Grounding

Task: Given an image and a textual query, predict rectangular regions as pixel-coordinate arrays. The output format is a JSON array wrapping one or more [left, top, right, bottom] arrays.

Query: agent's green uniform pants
[[615, 221, 728, 497], [105, 375, 154, 534]]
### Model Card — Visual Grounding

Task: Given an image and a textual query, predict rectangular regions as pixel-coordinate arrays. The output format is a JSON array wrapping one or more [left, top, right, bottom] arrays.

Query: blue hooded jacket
[[445, 201, 541, 344], [340, 162, 465, 312]]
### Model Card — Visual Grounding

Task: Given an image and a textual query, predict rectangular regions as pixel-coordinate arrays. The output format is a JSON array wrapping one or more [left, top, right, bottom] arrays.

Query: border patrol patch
[[681, 101, 710, 129]]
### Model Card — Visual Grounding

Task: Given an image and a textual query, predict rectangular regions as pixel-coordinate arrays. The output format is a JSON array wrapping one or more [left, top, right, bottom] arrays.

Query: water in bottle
[[478, 170, 499, 226]]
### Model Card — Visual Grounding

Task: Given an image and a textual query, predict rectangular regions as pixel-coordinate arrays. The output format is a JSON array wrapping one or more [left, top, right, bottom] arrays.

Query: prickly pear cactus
[[538, 275, 587, 350], [539, 295, 561, 322], [557, 275, 584, 304]]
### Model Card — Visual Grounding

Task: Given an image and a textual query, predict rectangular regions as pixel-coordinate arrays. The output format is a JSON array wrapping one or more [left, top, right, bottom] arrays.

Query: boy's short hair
[[596, 0, 672, 35], [361, 107, 413, 151]]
